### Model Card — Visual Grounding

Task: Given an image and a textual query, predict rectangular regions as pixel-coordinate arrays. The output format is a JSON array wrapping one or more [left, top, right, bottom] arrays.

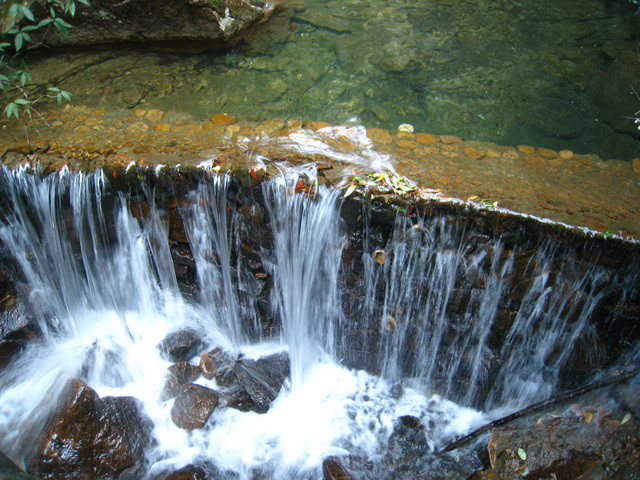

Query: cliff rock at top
[[32, 0, 277, 49]]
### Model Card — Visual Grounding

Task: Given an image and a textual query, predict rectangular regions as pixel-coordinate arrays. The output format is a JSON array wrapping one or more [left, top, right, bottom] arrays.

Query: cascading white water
[[262, 170, 346, 388], [0, 166, 636, 479], [0, 167, 489, 480]]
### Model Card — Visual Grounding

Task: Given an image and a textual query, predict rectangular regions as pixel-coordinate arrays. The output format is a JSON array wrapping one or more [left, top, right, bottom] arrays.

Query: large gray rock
[[33, 0, 278, 49]]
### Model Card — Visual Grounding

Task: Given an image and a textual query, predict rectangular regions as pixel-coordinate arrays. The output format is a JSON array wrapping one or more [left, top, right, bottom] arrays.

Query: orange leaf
[[112, 170, 117, 179], [248, 168, 257, 180], [295, 179, 304, 192]]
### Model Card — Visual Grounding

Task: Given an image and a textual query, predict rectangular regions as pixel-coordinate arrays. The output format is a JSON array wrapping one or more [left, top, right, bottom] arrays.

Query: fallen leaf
[[584, 412, 593, 424], [467, 195, 479, 200], [517, 448, 527, 461], [382, 315, 396, 331], [112, 170, 117, 179], [374, 172, 389, 183], [343, 184, 356, 198], [372, 249, 387, 264], [248, 168, 257, 180], [621, 413, 631, 425], [295, 179, 304, 192]]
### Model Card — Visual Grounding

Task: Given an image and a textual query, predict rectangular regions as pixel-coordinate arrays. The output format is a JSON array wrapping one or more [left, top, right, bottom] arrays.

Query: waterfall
[[262, 172, 346, 388], [0, 166, 636, 479]]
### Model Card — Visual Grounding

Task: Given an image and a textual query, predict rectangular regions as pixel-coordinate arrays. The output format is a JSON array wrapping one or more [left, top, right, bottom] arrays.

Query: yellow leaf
[[467, 195, 479, 201], [584, 412, 593, 424], [374, 172, 389, 184], [621, 412, 631, 425]]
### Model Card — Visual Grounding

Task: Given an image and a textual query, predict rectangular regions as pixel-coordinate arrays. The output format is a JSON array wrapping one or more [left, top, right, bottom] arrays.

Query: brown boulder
[[170, 383, 219, 430], [23, 378, 152, 480], [162, 362, 202, 400]]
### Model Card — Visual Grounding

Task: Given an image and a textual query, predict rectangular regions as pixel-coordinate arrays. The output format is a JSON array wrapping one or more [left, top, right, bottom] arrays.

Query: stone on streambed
[[23, 378, 152, 480], [170, 383, 220, 430], [158, 328, 203, 362]]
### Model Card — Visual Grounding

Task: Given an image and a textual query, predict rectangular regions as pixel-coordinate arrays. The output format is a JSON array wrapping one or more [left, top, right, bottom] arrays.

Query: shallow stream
[[23, 0, 640, 159]]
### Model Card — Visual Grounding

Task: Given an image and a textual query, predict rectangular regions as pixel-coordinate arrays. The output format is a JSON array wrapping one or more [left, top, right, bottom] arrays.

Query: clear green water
[[25, 0, 640, 159]]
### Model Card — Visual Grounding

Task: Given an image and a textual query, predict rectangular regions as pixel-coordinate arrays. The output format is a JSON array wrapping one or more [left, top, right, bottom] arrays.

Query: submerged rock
[[31, 0, 277, 50], [170, 383, 220, 430], [23, 378, 152, 480], [158, 329, 203, 363]]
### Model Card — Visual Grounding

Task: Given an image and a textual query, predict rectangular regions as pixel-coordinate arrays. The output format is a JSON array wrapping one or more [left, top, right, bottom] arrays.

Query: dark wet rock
[[322, 456, 354, 480], [170, 383, 219, 430], [220, 385, 269, 414], [158, 329, 203, 363], [200, 347, 234, 382], [31, 0, 277, 50], [474, 392, 640, 479], [23, 378, 152, 480], [162, 362, 202, 400], [523, 453, 602, 480], [154, 464, 208, 480], [232, 352, 290, 407], [387, 415, 429, 465], [0, 449, 39, 480]]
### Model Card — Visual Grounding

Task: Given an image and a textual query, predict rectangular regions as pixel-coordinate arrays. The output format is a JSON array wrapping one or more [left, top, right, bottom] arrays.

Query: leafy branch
[[1, 0, 88, 120]]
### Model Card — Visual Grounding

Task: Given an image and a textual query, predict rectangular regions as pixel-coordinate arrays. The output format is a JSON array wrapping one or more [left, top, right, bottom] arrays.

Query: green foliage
[[0, 0, 88, 120]]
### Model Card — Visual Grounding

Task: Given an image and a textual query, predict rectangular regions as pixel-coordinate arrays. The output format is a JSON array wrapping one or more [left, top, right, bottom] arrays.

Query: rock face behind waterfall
[[22, 378, 152, 480], [32, 0, 277, 49]]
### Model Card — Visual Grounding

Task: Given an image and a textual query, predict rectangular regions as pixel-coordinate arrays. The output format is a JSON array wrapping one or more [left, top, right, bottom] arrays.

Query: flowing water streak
[[180, 175, 250, 347], [362, 215, 513, 406], [484, 241, 611, 409], [262, 172, 346, 388]]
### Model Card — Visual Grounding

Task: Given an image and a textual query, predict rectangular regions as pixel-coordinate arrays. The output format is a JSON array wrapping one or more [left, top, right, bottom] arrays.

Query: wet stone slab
[[0, 105, 638, 239]]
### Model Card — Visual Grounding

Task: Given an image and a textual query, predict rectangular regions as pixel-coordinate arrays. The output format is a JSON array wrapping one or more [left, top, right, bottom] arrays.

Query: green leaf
[[50, 6, 56, 17], [53, 17, 72, 37], [19, 4, 35, 22], [14, 99, 30, 105], [54, 17, 73, 28], [517, 448, 527, 461], [77, 0, 90, 5], [37, 18, 54, 28], [14, 33, 23, 52], [19, 72, 31, 86], [4, 103, 19, 119], [60, 90, 71, 101], [48, 87, 61, 93]]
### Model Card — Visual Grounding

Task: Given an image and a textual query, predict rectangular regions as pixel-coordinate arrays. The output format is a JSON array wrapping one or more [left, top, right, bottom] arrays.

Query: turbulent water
[[0, 166, 637, 479]]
